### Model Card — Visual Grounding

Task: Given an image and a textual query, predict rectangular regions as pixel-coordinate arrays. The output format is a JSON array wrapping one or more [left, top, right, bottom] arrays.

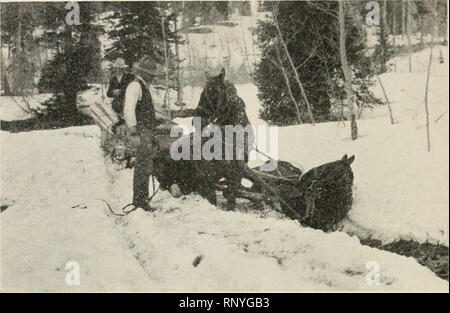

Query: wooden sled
[[89, 103, 128, 160]]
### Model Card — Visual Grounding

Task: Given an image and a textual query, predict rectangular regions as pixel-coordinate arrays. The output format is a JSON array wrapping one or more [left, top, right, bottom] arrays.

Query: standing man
[[107, 57, 135, 115], [124, 56, 161, 211]]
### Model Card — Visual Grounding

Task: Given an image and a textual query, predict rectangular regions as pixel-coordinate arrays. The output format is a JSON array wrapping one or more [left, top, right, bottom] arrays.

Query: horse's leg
[[203, 189, 217, 206], [221, 159, 246, 211], [194, 161, 218, 206], [227, 161, 300, 220], [223, 177, 239, 210]]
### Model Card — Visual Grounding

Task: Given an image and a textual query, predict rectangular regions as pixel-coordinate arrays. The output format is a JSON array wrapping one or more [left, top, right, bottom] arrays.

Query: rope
[[253, 144, 306, 177], [89, 176, 160, 217], [253, 145, 276, 162]]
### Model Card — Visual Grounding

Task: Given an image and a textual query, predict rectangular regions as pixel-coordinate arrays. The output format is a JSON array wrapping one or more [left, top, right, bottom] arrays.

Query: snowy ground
[[1, 48, 448, 292]]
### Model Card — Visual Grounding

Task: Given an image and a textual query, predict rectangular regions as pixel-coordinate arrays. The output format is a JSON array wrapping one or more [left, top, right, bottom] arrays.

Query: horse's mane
[[218, 80, 246, 125], [196, 73, 250, 127]]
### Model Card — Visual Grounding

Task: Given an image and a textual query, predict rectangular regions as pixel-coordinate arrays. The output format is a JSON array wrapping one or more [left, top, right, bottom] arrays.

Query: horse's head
[[200, 68, 228, 111], [197, 68, 247, 126]]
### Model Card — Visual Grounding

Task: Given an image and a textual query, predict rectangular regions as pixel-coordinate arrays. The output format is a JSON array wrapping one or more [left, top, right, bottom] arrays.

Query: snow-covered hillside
[[178, 14, 262, 83], [1, 47, 448, 291]]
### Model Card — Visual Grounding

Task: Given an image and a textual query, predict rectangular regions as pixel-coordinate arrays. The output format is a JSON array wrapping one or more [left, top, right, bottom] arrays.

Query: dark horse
[[153, 68, 255, 208], [196, 68, 251, 130], [152, 69, 356, 231], [196, 68, 255, 207]]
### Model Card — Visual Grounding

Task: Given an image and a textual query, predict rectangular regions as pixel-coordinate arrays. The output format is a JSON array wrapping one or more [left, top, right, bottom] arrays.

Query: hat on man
[[134, 56, 163, 77], [112, 57, 128, 68]]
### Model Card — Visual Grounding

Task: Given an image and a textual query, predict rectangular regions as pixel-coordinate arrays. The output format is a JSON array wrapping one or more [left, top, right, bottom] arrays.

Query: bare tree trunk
[[204, 34, 208, 69], [271, 3, 315, 124], [424, 0, 438, 152], [382, 0, 390, 57], [174, 15, 183, 107], [239, 18, 252, 74], [161, 16, 171, 120], [338, 1, 358, 140], [392, 2, 396, 46], [258, 11, 302, 124], [407, 0, 412, 72], [1, 58, 12, 96], [249, 10, 258, 67], [63, 26, 78, 113], [17, 6, 22, 52], [420, 16, 424, 47], [401, 0, 406, 40], [184, 26, 193, 86], [225, 38, 232, 68], [376, 72, 395, 124], [10, 6, 24, 95], [274, 38, 303, 124], [348, 2, 395, 125]]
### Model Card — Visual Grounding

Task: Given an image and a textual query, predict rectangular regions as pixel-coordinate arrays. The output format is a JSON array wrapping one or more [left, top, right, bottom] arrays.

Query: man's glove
[[128, 126, 140, 148], [129, 135, 140, 148], [114, 124, 127, 137]]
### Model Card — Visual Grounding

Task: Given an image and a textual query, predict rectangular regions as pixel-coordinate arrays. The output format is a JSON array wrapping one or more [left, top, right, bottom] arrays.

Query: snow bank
[[1, 125, 448, 291], [112, 192, 448, 291], [0, 94, 51, 121], [272, 118, 448, 247], [227, 46, 449, 247], [1, 201, 157, 292], [0, 127, 156, 291]]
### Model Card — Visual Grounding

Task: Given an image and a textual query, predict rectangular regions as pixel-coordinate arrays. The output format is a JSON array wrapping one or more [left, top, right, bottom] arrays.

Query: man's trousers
[[133, 127, 158, 206]]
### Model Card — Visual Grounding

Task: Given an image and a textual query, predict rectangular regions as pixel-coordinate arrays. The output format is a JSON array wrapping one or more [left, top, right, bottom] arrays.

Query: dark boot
[[134, 202, 155, 212]]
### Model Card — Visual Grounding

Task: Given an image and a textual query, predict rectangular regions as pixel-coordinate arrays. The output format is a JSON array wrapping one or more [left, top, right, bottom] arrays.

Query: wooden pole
[[402, 0, 406, 40], [161, 16, 171, 120], [407, 0, 412, 72], [424, 0, 438, 152], [339, 1, 358, 140], [174, 14, 183, 108], [393, 3, 396, 47]]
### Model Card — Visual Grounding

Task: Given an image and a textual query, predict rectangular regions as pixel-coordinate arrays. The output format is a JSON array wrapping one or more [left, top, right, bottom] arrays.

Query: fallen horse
[[93, 113, 355, 232], [151, 130, 355, 232]]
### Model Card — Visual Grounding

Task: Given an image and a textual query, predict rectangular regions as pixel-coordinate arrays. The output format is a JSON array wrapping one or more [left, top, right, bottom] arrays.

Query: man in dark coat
[[107, 58, 135, 115]]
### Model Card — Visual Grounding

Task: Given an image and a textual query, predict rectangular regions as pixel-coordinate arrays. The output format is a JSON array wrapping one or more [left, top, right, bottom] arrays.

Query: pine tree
[[415, 1, 431, 47], [105, 2, 178, 67], [105, 2, 184, 116], [373, 0, 393, 73], [37, 2, 103, 119], [254, 1, 378, 125], [1, 2, 41, 96]]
